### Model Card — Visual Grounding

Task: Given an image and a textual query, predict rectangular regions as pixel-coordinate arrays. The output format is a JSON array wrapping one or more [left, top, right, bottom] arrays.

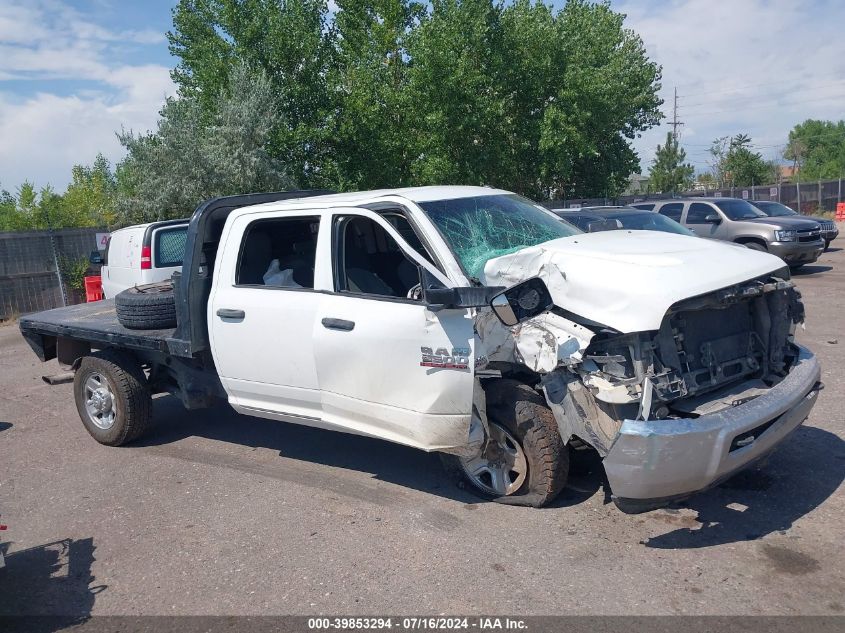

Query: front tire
[[442, 380, 568, 507], [73, 350, 152, 446], [743, 241, 767, 252]]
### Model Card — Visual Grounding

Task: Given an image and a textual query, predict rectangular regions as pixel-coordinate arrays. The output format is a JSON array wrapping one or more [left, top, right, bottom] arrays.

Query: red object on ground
[[84, 275, 104, 302], [836, 202, 845, 221]]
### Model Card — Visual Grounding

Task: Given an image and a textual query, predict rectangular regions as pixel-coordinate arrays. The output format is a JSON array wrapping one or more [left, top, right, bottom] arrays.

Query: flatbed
[[20, 300, 175, 361]]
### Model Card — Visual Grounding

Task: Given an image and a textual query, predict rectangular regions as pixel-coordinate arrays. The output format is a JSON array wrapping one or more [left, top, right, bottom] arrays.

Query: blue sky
[[1, 0, 844, 191]]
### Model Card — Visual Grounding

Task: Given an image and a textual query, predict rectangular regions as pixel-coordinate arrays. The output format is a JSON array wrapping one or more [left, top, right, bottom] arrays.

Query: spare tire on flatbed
[[115, 281, 177, 330]]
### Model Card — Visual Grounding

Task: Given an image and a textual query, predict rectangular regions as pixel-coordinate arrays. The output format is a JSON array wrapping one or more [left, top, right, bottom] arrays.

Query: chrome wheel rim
[[83, 373, 116, 430], [459, 422, 528, 496]]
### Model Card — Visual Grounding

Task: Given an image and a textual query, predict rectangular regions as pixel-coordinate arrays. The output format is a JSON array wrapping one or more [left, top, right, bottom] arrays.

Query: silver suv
[[632, 198, 824, 269]]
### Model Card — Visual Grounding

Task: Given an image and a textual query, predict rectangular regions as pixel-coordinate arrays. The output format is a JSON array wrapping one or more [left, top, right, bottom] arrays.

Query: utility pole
[[670, 87, 685, 141]]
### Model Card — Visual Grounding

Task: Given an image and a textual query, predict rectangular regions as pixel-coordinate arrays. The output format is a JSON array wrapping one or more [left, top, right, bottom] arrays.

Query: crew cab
[[19, 187, 821, 511]]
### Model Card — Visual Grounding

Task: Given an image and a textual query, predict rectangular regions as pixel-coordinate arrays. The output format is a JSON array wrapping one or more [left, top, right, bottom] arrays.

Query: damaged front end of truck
[[472, 232, 822, 512]]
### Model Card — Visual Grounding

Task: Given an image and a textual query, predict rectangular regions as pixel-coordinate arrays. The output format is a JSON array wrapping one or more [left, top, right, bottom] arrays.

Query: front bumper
[[768, 240, 824, 264], [603, 345, 821, 512], [823, 228, 839, 244]]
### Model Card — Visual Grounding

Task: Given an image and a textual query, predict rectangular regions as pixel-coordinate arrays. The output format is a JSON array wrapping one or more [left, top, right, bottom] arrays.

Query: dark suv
[[631, 198, 824, 269], [751, 200, 839, 250]]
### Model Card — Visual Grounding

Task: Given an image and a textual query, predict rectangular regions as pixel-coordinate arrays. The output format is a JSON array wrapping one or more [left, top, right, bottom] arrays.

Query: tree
[[330, 0, 425, 189], [648, 133, 693, 194], [696, 172, 716, 188], [707, 136, 730, 187], [784, 119, 845, 180], [722, 134, 775, 187], [116, 64, 294, 223], [168, 0, 336, 188], [62, 154, 118, 228], [166, 0, 664, 199]]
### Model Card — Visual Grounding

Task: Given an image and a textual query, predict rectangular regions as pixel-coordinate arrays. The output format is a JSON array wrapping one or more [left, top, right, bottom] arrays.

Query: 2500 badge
[[420, 347, 470, 370]]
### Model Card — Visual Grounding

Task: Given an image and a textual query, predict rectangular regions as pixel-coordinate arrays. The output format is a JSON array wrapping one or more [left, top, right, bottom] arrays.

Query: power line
[[679, 78, 844, 100], [680, 93, 845, 117]]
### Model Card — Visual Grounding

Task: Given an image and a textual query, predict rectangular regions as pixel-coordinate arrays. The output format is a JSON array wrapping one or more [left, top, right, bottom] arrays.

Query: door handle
[[217, 308, 245, 319], [321, 317, 355, 331]]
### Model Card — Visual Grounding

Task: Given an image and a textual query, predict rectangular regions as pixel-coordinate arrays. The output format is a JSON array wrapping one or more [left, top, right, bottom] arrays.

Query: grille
[[798, 228, 821, 243], [819, 220, 835, 233]]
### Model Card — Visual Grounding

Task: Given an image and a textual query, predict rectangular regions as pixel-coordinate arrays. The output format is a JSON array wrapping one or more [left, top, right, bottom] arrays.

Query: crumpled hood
[[480, 231, 786, 333]]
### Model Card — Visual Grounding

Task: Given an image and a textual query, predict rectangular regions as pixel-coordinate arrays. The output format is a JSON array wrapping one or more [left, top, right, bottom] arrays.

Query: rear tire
[[73, 350, 152, 446], [115, 282, 176, 330], [442, 380, 568, 507]]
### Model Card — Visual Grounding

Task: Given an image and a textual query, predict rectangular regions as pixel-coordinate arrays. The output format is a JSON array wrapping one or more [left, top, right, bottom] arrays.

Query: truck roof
[[239, 185, 511, 213]]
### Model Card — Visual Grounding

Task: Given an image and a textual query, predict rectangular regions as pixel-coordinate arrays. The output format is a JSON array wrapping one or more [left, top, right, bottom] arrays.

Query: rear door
[[102, 228, 141, 298], [655, 201, 684, 223], [312, 208, 476, 452], [208, 210, 326, 422]]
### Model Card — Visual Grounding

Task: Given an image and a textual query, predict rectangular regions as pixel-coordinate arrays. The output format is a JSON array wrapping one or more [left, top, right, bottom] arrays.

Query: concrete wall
[[0, 228, 102, 319]]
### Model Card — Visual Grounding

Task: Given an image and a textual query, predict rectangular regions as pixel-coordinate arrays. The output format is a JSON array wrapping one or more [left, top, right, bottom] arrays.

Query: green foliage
[[58, 254, 91, 291], [166, 0, 664, 198], [167, 0, 337, 187], [784, 119, 845, 180], [0, 156, 117, 232], [707, 134, 775, 188], [5, 0, 665, 226], [116, 63, 294, 223], [723, 134, 775, 187], [648, 133, 693, 193], [63, 154, 118, 227]]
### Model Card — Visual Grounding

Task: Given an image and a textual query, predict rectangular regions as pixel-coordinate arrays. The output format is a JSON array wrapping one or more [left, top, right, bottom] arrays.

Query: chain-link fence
[[0, 228, 104, 320], [546, 177, 845, 213]]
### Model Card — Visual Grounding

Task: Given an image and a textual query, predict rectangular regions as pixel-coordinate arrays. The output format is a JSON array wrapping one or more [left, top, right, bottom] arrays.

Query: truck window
[[236, 216, 320, 288], [334, 216, 420, 299], [687, 202, 716, 224], [154, 226, 188, 268], [379, 211, 438, 268], [657, 202, 683, 222]]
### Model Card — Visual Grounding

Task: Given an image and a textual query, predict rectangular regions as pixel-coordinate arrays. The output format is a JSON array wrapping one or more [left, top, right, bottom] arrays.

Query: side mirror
[[420, 267, 503, 310], [89, 250, 103, 265], [704, 213, 722, 224], [490, 277, 554, 327]]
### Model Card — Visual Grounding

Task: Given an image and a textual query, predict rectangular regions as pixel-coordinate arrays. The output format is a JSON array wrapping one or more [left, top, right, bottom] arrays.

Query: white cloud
[[614, 0, 845, 175], [0, 0, 174, 190]]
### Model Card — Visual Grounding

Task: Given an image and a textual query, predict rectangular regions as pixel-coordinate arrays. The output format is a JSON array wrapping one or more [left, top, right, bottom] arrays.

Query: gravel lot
[[1, 243, 843, 618]]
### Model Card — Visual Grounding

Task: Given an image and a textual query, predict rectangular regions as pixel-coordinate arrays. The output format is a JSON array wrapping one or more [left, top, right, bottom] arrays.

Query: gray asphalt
[[1, 243, 843, 617]]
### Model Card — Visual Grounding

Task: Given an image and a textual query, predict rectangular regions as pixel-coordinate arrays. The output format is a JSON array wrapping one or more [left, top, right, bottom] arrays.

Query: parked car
[[96, 220, 189, 299], [750, 200, 839, 250], [631, 197, 824, 269], [20, 187, 820, 512], [554, 206, 696, 236]]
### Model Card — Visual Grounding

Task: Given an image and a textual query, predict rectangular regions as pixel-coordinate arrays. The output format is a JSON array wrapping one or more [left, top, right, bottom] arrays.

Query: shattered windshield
[[419, 194, 580, 278]]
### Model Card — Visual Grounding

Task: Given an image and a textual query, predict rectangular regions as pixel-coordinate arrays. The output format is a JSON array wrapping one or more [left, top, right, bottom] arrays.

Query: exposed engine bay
[[479, 268, 806, 457]]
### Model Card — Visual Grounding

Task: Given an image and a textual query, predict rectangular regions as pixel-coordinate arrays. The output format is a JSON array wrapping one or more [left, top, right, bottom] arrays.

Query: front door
[[313, 209, 476, 452]]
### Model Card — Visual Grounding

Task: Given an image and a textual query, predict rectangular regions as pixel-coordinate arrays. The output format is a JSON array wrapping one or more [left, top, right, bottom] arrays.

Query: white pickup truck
[[19, 187, 821, 511]]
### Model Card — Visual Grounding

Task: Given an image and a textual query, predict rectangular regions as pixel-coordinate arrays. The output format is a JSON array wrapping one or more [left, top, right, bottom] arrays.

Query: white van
[[100, 220, 189, 299]]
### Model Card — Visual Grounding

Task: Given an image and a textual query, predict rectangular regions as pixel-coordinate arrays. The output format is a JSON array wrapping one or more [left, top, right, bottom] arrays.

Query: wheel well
[[734, 237, 767, 249]]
